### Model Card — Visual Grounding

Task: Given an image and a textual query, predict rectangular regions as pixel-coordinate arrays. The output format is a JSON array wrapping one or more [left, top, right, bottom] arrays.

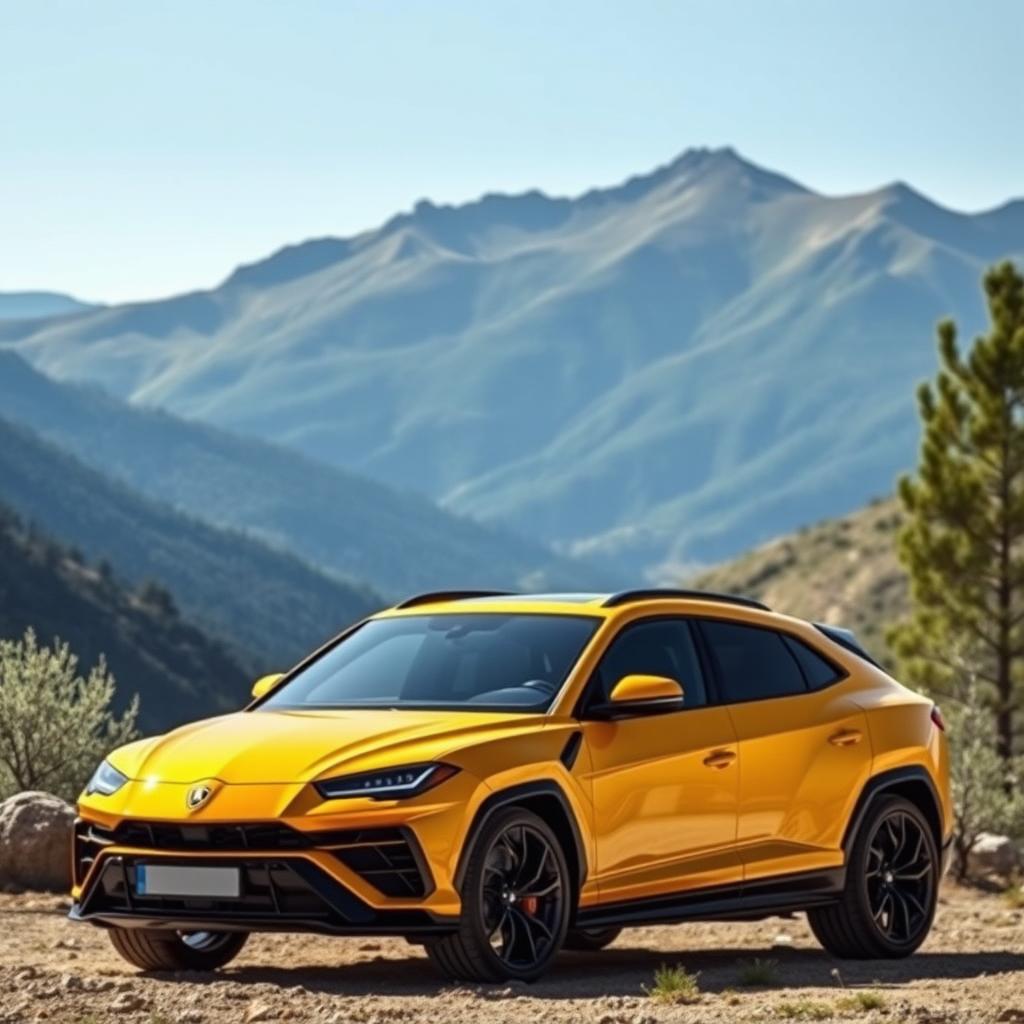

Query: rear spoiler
[[814, 622, 883, 669]]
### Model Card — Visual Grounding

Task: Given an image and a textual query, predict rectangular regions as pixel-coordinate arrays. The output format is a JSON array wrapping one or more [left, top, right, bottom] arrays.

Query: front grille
[[74, 819, 432, 899], [113, 821, 308, 851]]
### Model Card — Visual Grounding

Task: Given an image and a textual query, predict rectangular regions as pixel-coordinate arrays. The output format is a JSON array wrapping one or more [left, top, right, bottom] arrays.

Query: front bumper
[[71, 850, 456, 936]]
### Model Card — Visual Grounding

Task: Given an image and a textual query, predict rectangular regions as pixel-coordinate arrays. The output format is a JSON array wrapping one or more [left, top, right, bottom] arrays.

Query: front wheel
[[809, 795, 938, 959], [108, 928, 248, 971], [426, 807, 571, 982]]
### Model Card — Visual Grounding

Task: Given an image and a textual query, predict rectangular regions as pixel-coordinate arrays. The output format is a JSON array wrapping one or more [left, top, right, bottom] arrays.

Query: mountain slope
[[0, 352, 613, 595], [3, 148, 1020, 572], [692, 497, 906, 662], [0, 504, 247, 731], [0, 416, 382, 671], [0, 291, 98, 320]]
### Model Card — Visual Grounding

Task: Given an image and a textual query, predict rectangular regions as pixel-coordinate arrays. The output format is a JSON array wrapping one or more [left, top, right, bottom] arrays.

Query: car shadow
[[144, 944, 1024, 999]]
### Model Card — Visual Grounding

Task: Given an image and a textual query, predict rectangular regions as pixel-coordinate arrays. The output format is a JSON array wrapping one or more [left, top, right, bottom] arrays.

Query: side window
[[783, 635, 844, 690], [699, 620, 807, 703], [590, 619, 708, 709]]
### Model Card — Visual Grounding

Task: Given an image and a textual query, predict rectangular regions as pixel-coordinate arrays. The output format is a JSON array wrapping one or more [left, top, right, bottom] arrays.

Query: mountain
[[3, 148, 1022, 573], [0, 352, 614, 595], [0, 416, 382, 672], [0, 291, 98, 320], [0, 503, 248, 731], [692, 497, 906, 664]]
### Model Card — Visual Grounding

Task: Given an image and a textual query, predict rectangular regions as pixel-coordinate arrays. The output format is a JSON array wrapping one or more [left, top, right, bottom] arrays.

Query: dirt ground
[[1, 884, 1022, 1024]]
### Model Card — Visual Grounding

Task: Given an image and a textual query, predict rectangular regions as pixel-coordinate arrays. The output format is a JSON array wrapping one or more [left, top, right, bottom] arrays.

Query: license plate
[[135, 864, 241, 898]]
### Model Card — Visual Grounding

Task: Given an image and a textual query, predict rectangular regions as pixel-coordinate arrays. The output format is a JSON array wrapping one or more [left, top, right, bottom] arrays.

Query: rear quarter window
[[782, 635, 845, 690]]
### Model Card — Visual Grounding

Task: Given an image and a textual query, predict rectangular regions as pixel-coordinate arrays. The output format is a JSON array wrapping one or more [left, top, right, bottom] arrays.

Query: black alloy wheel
[[425, 807, 572, 982]]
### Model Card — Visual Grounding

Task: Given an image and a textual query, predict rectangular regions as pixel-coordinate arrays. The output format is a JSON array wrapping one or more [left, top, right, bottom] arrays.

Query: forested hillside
[[0, 416, 382, 672], [0, 504, 247, 730]]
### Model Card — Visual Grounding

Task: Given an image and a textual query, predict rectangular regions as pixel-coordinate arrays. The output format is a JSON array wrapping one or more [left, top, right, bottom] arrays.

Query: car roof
[[376, 589, 774, 621]]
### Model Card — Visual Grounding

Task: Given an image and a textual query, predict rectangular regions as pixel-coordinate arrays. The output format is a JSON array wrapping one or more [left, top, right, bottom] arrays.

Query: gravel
[[0, 884, 1022, 1023]]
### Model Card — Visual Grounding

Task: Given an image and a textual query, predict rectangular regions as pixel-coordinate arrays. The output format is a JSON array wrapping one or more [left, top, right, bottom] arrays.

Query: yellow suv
[[72, 590, 952, 982]]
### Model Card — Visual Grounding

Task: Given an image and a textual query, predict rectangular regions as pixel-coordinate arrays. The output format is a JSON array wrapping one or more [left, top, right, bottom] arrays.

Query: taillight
[[930, 705, 946, 732]]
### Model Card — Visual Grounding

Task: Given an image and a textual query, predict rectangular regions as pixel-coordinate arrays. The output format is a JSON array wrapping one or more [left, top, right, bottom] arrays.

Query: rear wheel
[[809, 795, 938, 959], [426, 807, 571, 982], [563, 926, 622, 951], [108, 927, 248, 971]]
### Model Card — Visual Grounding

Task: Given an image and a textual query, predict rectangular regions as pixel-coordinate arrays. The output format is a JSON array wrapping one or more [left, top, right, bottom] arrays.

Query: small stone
[[176, 1012, 205, 1024], [772, 932, 794, 947], [110, 991, 148, 1012], [59, 974, 82, 991], [245, 1002, 276, 1023]]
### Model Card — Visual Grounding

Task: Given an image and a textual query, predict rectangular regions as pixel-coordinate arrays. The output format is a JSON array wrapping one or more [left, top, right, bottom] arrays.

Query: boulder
[[0, 791, 75, 891], [967, 831, 1019, 879]]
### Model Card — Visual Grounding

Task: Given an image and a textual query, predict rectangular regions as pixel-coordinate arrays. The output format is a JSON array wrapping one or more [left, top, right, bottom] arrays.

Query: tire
[[108, 927, 248, 971], [808, 794, 938, 959], [426, 807, 572, 982], [563, 926, 622, 951]]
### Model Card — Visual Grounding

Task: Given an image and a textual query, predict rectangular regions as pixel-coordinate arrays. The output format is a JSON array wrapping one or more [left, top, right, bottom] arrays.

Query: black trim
[[575, 868, 845, 929], [602, 589, 769, 611], [395, 590, 515, 609], [583, 696, 686, 721], [560, 731, 583, 770], [842, 766, 946, 852], [453, 781, 588, 889]]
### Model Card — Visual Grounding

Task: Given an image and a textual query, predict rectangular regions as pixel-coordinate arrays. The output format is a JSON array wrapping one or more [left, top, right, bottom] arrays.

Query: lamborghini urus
[[72, 590, 952, 982]]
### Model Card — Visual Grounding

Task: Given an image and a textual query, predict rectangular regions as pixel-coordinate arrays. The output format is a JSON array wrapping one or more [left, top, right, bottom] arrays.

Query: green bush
[[0, 628, 139, 801]]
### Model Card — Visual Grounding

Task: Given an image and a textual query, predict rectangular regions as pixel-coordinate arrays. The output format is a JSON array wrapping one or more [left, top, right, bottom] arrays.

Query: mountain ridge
[[2, 147, 1021, 574]]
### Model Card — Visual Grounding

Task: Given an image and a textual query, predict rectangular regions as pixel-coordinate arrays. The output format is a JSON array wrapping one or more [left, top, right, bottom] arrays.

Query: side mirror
[[251, 672, 285, 700], [587, 674, 684, 720]]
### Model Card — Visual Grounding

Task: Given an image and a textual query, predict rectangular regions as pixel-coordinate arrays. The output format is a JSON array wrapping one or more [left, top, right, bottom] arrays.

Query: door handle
[[829, 728, 863, 747], [703, 749, 737, 769]]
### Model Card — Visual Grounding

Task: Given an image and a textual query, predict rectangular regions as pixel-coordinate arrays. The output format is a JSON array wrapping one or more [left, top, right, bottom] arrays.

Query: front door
[[579, 617, 741, 905]]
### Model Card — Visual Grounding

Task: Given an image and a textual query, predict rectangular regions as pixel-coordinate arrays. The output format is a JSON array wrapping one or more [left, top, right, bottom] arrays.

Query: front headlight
[[84, 760, 129, 797], [315, 762, 459, 801]]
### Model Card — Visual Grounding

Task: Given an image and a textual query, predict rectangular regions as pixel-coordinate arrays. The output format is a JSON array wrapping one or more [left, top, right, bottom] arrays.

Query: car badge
[[186, 784, 213, 810]]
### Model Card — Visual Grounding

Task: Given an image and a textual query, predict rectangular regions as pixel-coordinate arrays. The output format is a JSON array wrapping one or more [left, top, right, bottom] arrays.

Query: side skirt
[[574, 868, 845, 929]]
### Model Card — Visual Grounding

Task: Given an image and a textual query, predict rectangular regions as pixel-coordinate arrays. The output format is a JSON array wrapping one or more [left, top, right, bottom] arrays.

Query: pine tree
[[891, 261, 1024, 762]]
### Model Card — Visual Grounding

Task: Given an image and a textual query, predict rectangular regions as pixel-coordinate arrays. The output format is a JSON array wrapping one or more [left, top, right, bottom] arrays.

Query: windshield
[[260, 613, 600, 713]]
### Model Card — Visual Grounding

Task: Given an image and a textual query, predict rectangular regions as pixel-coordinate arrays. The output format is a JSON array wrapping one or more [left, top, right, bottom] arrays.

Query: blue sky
[[2, 0, 1021, 303]]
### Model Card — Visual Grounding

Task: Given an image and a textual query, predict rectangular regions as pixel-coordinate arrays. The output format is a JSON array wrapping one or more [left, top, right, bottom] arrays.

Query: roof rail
[[394, 590, 516, 609], [602, 588, 770, 611]]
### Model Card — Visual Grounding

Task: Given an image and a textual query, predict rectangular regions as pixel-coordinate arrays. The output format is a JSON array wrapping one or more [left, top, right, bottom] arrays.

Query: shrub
[[647, 963, 700, 1004], [0, 628, 139, 801], [737, 956, 781, 986]]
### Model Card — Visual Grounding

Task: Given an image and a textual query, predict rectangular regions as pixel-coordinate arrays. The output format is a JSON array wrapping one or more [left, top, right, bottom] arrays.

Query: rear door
[[579, 617, 741, 904], [696, 618, 872, 882]]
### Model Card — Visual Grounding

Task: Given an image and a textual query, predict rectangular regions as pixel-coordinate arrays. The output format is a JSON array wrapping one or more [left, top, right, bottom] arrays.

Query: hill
[[3, 148, 1022, 573], [0, 416, 382, 672], [0, 352, 614, 596], [0, 504, 247, 731], [692, 497, 906, 663], [0, 291, 97, 320]]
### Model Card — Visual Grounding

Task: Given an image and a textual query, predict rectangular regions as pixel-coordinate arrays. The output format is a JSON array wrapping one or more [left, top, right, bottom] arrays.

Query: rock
[[59, 974, 82, 991], [0, 792, 75, 892], [772, 932, 794, 947], [175, 1012, 205, 1023], [968, 832, 1019, 878], [110, 991, 148, 1012], [245, 1002, 276, 1023]]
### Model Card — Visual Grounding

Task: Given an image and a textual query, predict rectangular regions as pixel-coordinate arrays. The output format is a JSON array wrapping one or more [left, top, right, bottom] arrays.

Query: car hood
[[109, 707, 548, 785]]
